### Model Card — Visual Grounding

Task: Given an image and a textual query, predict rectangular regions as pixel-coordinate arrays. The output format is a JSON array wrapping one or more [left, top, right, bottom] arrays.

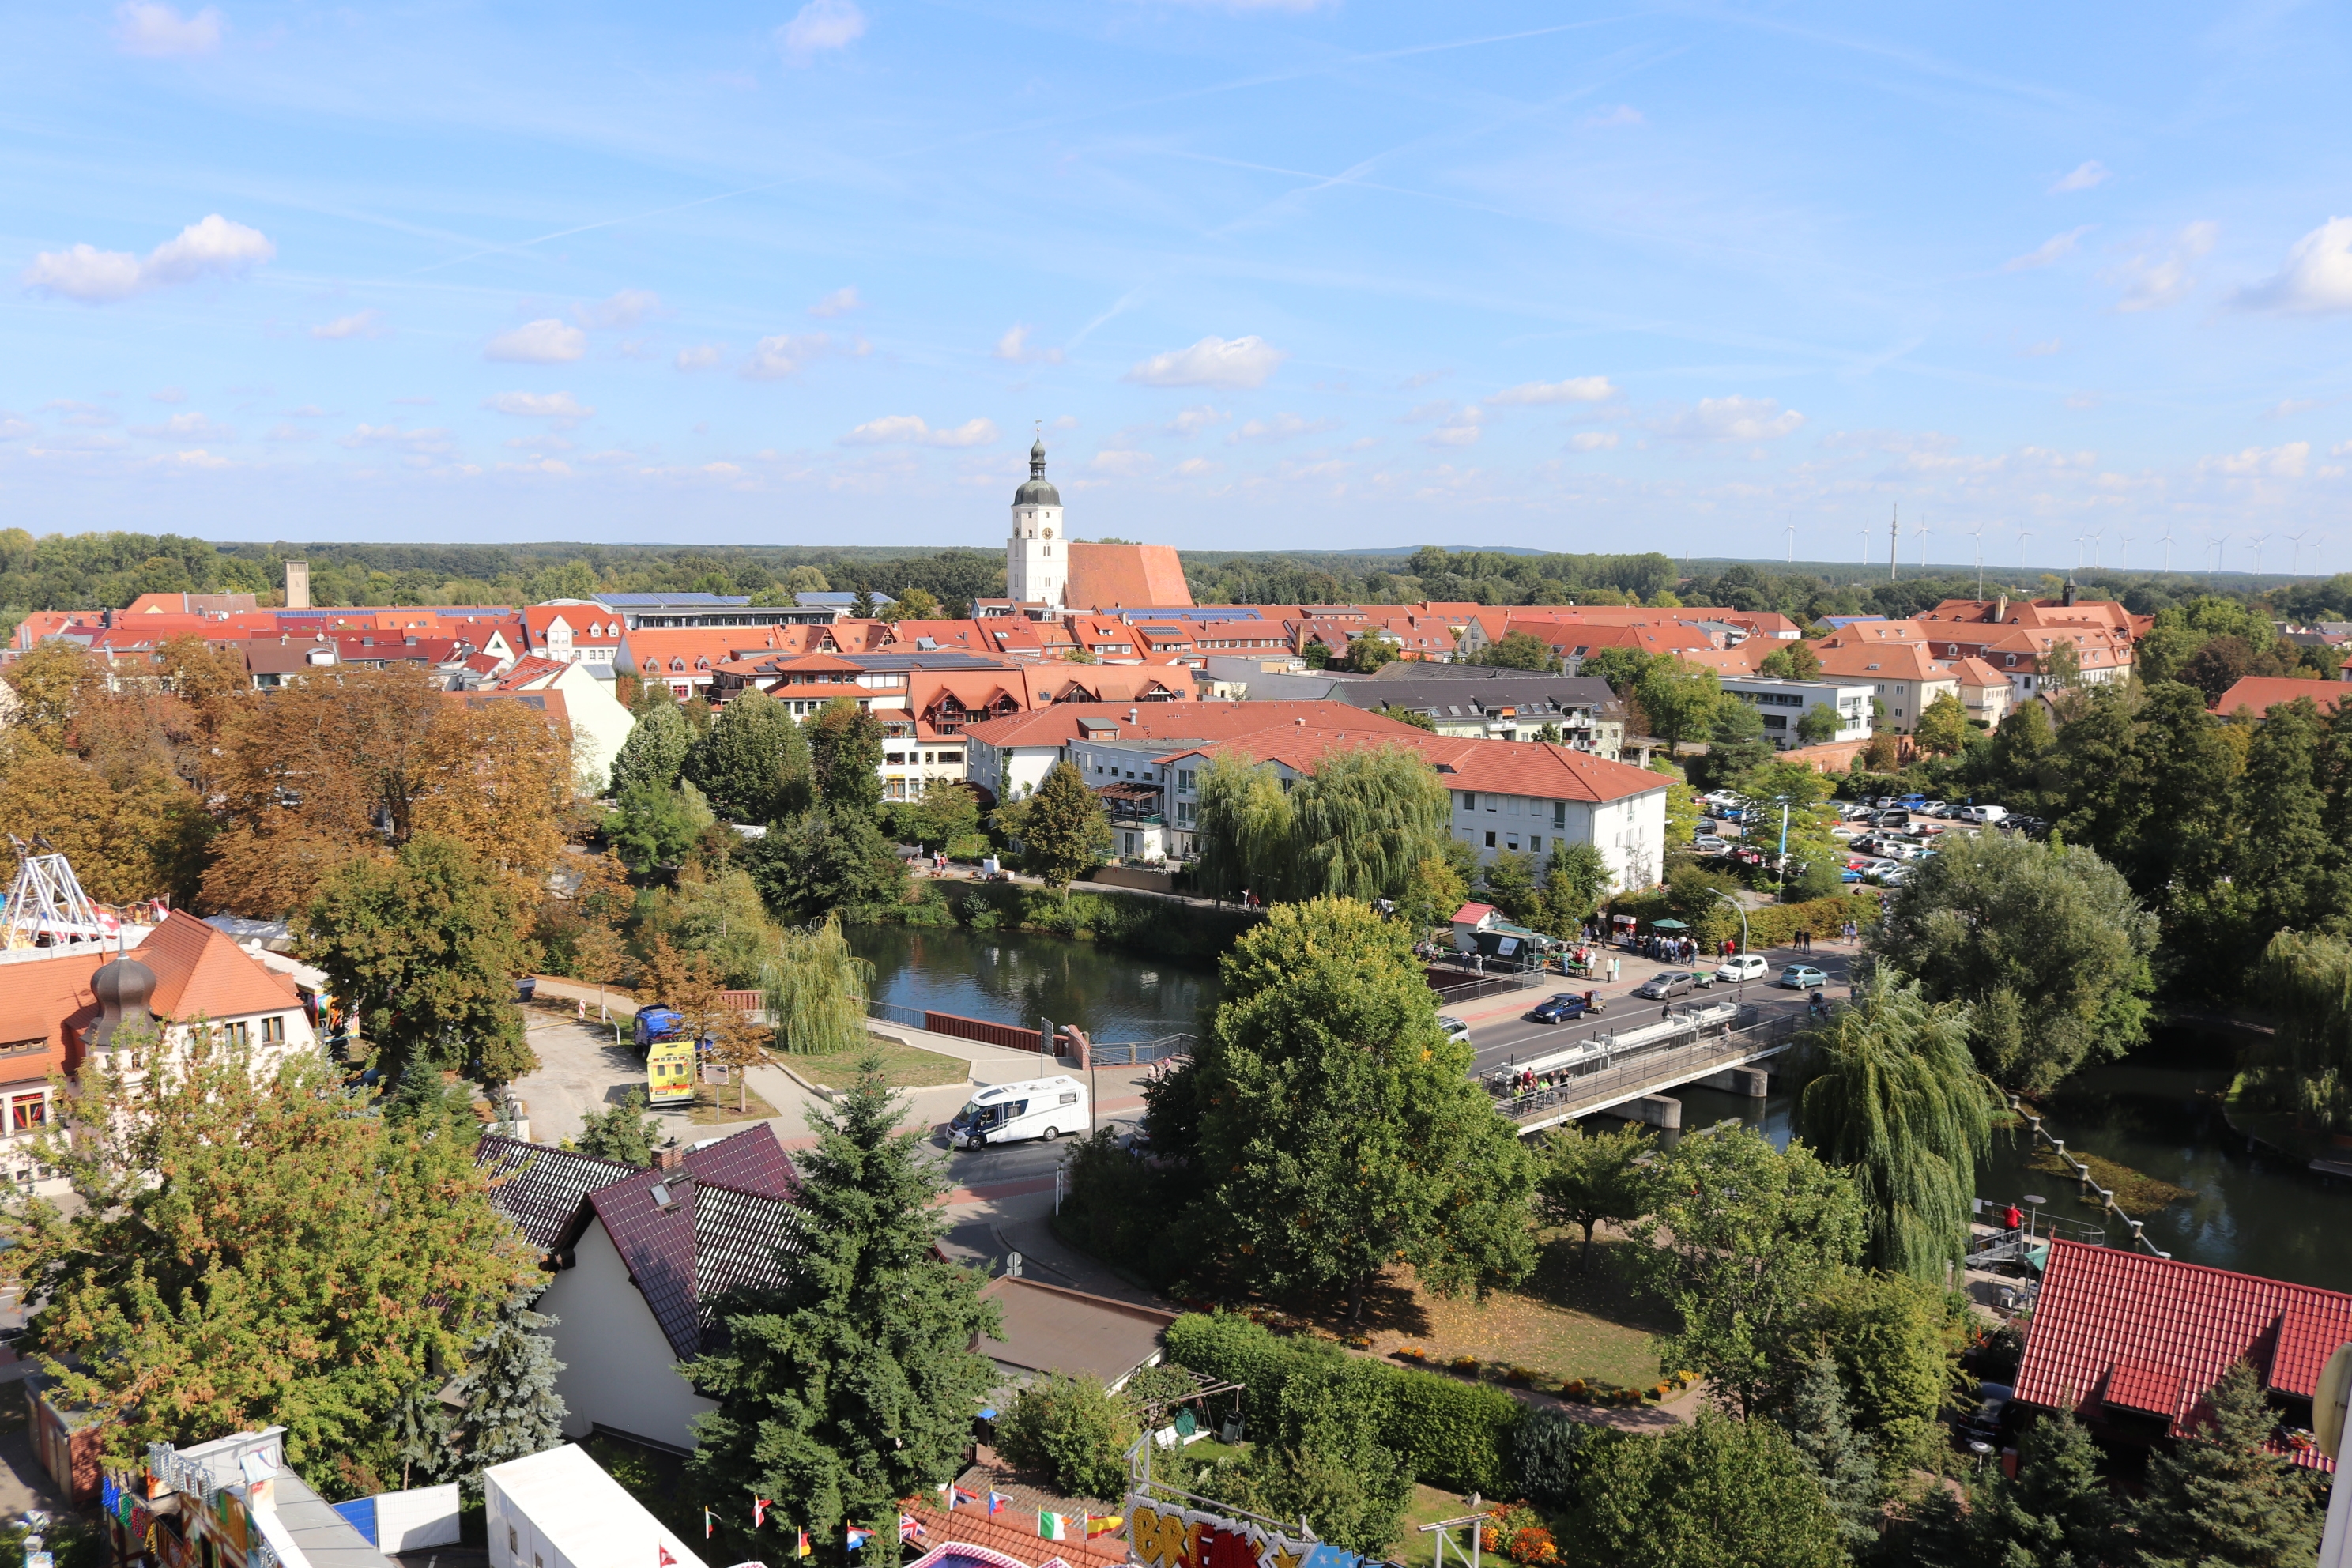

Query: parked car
[[1779, 964, 1829, 989], [1829, 824, 1862, 841], [1527, 993, 1599, 1024], [1634, 971, 1700, 1000], [1716, 953, 1770, 983], [1694, 834, 1731, 854], [1960, 804, 2009, 824], [1841, 867, 1865, 883], [1438, 1015, 1472, 1043], [1872, 809, 1910, 827], [1919, 800, 1950, 816]]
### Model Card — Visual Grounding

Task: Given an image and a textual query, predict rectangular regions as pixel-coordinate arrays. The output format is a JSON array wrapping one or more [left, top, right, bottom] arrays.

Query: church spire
[[1030, 424, 1046, 478]]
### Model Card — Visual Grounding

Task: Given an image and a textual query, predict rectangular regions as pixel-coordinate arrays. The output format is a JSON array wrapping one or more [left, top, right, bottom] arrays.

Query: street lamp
[[1711, 888, 1749, 962]]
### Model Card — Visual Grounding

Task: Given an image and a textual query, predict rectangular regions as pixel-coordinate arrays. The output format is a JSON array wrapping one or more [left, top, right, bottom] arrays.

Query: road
[[1459, 942, 1856, 1084]]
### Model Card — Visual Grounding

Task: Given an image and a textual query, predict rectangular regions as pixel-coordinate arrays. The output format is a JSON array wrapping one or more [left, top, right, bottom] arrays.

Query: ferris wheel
[[2, 835, 115, 950]]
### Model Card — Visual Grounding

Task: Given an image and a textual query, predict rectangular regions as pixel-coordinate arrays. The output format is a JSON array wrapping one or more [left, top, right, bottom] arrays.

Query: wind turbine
[[2286, 529, 2312, 575], [1785, 513, 1796, 565], [1857, 526, 1869, 571], [2211, 532, 2230, 575], [1969, 521, 1988, 598], [2115, 530, 2132, 572], [2018, 530, 2032, 570], [1913, 517, 1931, 569], [2249, 533, 2269, 576], [2159, 526, 2175, 573]]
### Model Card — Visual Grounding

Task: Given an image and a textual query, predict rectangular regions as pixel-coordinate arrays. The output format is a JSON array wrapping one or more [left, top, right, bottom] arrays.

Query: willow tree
[[1796, 979, 1991, 1280], [1286, 744, 1449, 903], [1191, 751, 1294, 901], [763, 914, 876, 1056], [2254, 928, 2352, 1135]]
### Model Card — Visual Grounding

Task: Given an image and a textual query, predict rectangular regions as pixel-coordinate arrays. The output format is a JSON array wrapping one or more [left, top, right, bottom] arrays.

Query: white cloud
[[575, 289, 662, 330], [1581, 104, 1644, 128], [1567, 431, 1619, 452], [151, 386, 185, 403], [263, 423, 315, 443], [674, 344, 724, 371], [2263, 398, 2323, 420], [778, 0, 865, 62], [1229, 413, 1339, 444], [343, 424, 454, 455], [2199, 442, 2309, 478], [2049, 160, 2111, 194], [1090, 450, 1155, 477], [1659, 395, 1805, 442], [132, 411, 233, 439], [2003, 226, 2092, 272], [741, 332, 835, 379], [2105, 221, 2217, 311], [1176, 458, 1218, 477], [808, 287, 861, 318], [47, 401, 117, 428], [485, 318, 586, 364], [311, 307, 385, 340], [993, 324, 1065, 364], [1125, 335, 1286, 390], [2023, 338, 2063, 356], [485, 391, 594, 423], [22, 214, 273, 304], [0, 414, 33, 442], [2236, 218, 2352, 315], [113, 2, 223, 57], [1163, 405, 1227, 436], [839, 415, 999, 447], [1489, 375, 1615, 405], [162, 448, 232, 469], [1423, 424, 1481, 448]]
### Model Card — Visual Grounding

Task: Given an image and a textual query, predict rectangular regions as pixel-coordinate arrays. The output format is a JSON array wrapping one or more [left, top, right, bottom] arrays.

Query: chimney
[[284, 560, 310, 610], [1992, 594, 2007, 624], [656, 1144, 687, 1171]]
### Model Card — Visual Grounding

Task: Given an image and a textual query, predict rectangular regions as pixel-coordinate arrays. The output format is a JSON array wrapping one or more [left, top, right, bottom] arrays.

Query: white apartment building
[[1717, 676, 1875, 750]]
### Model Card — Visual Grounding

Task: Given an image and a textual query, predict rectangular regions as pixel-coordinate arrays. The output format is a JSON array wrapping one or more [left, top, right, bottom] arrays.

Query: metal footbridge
[[1485, 1004, 1808, 1133]]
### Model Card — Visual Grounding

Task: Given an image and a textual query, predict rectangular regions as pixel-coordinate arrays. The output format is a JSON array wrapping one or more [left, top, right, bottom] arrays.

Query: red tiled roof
[[1449, 902, 1497, 925], [2014, 1239, 2352, 1469], [1065, 544, 1192, 610], [907, 1502, 1125, 1568], [138, 910, 303, 1021], [0, 951, 100, 1085], [2210, 677, 2349, 718]]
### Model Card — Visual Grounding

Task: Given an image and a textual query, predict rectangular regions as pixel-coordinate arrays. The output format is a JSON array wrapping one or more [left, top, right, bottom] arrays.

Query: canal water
[[1675, 1025, 2352, 1293], [846, 925, 1223, 1046]]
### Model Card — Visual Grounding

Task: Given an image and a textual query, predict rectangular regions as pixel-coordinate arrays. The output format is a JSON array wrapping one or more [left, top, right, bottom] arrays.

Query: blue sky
[[8, 2, 2352, 567]]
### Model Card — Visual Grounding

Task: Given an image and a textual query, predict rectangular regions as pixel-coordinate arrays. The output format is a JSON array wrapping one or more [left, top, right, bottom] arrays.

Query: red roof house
[[2014, 1239, 2352, 1469]]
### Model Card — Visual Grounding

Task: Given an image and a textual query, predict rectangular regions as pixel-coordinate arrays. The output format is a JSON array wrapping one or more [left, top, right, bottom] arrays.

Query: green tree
[[994, 1374, 1136, 1502], [899, 778, 982, 850], [440, 1288, 568, 1498], [808, 698, 884, 818], [1628, 1126, 1865, 1417], [1796, 978, 1990, 1280], [2, 1039, 531, 1480], [1287, 744, 1452, 902], [1566, 1412, 1846, 1568], [1472, 631, 1560, 671], [1583, 646, 1659, 694], [1234, 1356, 1412, 1554], [1692, 697, 1772, 792], [1924, 1406, 2122, 1568], [1302, 639, 1333, 669], [1535, 840, 1612, 936], [746, 807, 906, 922], [1988, 701, 2056, 808], [1635, 659, 1723, 756], [1759, 642, 1824, 680], [1795, 704, 1841, 745], [1177, 899, 1538, 1319], [2137, 1361, 2327, 1568], [610, 700, 692, 797], [1397, 853, 1469, 938], [571, 1089, 661, 1165], [1344, 635, 1400, 673], [1192, 752, 1295, 901], [2042, 635, 2082, 692], [1798, 1270, 1954, 1473], [685, 689, 813, 824], [1914, 692, 1968, 756], [1536, 1121, 1651, 1269], [1869, 831, 2158, 1092], [1376, 703, 1438, 732], [303, 832, 538, 1086], [638, 861, 778, 987], [2232, 697, 2350, 940], [763, 914, 876, 1056], [684, 1058, 1000, 1559], [606, 780, 716, 873], [1003, 760, 1112, 894], [1479, 848, 1539, 922], [1776, 1354, 1878, 1556]]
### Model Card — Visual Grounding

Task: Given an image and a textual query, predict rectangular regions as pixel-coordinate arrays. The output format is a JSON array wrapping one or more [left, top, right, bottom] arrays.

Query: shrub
[[993, 1372, 1136, 1502], [1512, 1407, 1594, 1510]]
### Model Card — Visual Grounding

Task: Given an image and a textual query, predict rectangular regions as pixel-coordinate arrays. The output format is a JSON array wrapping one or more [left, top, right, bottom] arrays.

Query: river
[[1676, 1025, 2352, 1293], [846, 924, 1223, 1046]]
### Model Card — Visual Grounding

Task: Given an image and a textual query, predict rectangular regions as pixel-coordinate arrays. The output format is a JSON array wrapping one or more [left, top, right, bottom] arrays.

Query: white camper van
[[950, 1076, 1089, 1149]]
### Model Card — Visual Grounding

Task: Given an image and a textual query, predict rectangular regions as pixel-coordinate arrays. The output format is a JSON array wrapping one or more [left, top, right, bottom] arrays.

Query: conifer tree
[[684, 1058, 999, 1562], [571, 1089, 662, 1165], [2137, 1362, 2326, 1568], [1776, 1354, 1879, 1555], [1796, 978, 1991, 1280], [442, 1289, 569, 1495], [1958, 1406, 2122, 1568]]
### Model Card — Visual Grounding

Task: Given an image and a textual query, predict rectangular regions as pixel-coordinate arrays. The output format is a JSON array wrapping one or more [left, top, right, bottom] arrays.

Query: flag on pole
[[899, 1515, 925, 1544], [659, 1550, 678, 1568], [988, 1493, 1012, 1517], [703, 1510, 715, 1540], [1087, 1516, 1124, 1538], [795, 1532, 812, 1559], [1038, 1513, 1069, 1542], [754, 1499, 772, 1529], [950, 1487, 979, 1512], [846, 1529, 874, 1552]]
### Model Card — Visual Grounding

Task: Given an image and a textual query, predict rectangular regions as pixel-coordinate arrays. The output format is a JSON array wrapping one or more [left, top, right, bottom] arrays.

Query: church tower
[[1006, 435, 1065, 610]]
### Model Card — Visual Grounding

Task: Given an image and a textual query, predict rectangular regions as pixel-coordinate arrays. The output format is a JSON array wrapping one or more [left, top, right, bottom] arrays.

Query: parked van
[[950, 1076, 1088, 1149], [1960, 805, 2008, 824]]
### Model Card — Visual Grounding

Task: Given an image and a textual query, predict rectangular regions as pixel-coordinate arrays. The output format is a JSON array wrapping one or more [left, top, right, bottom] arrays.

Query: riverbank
[[883, 876, 1258, 964]]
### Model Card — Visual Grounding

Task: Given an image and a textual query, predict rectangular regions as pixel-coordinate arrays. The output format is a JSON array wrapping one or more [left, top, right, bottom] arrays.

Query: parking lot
[[1698, 789, 2042, 891]]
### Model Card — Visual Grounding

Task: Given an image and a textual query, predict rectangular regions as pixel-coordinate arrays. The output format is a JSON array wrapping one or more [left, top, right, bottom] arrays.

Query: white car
[[1960, 805, 2009, 824], [1829, 824, 1861, 841], [1715, 953, 1770, 983], [1438, 1015, 1472, 1044]]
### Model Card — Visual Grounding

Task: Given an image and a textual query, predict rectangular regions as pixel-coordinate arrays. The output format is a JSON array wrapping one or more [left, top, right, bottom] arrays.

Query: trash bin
[[516, 976, 537, 1004]]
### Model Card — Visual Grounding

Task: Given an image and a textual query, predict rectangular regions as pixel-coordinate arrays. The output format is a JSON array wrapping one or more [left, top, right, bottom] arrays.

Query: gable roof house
[[478, 1125, 804, 1453]]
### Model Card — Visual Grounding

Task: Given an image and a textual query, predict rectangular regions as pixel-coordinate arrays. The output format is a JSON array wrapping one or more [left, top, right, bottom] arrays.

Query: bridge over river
[[1481, 1002, 1811, 1134]]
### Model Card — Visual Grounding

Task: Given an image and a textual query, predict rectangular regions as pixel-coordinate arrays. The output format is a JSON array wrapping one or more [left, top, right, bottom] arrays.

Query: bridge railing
[[1490, 1009, 1805, 1126]]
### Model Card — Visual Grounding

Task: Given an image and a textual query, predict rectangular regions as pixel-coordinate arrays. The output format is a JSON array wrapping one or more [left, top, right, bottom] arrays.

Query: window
[[1457, 791, 1474, 812], [1485, 831, 1497, 847], [9, 1095, 44, 1133], [507, 1529, 518, 1557], [1530, 835, 1543, 852], [262, 1016, 285, 1046], [1178, 770, 1197, 794], [1552, 801, 1566, 828], [1506, 836, 1521, 851], [223, 1021, 250, 1048]]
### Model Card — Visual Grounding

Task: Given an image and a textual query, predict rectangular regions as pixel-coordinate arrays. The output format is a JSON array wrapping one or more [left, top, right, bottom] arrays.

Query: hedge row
[[1163, 1312, 1522, 1495]]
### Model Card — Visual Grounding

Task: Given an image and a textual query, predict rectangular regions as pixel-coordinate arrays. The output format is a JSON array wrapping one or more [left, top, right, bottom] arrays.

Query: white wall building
[[1005, 437, 1066, 610], [1717, 676, 1874, 750]]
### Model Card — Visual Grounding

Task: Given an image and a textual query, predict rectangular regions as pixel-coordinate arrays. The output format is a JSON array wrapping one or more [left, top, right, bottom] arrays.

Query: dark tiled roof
[[2015, 1239, 2352, 1471], [477, 1136, 641, 1253], [682, 1125, 801, 1199], [590, 1164, 807, 1360]]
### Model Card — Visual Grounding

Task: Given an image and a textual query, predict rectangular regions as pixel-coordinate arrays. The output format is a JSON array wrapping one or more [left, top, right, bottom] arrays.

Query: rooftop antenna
[[1889, 504, 1899, 582]]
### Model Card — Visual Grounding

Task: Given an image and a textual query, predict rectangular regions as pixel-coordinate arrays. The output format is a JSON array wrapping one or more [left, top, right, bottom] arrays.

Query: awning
[[1651, 918, 1689, 930]]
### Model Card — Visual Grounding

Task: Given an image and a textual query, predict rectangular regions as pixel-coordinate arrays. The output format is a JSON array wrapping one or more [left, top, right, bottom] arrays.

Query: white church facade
[[1006, 436, 1066, 609]]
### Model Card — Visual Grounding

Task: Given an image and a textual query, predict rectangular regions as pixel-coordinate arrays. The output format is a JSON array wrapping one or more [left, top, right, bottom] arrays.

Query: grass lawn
[[1295, 1231, 1672, 1392], [786, 1036, 972, 1090], [1388, 1485, 1478, 1568], [686, 1081, 782, 1125]]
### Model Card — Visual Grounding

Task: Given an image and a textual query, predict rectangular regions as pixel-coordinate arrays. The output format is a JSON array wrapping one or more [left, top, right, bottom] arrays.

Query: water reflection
[[846, 924, 1222, 1046], [1653, 1027, 2352, 1292]]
